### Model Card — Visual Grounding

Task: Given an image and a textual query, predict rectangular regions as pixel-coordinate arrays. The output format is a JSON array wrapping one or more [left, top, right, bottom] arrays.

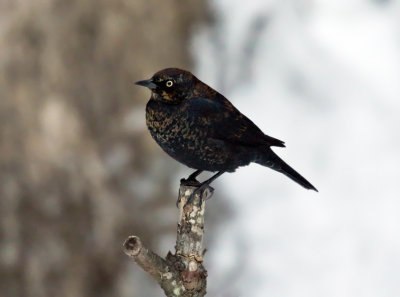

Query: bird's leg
[[186, 171, 225, 206], [180, 170, 203, 186], [177, 170, 204, 207]]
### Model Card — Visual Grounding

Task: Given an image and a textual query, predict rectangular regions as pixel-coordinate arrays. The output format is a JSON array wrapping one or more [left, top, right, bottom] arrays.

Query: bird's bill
[[135, 78, 157, 90]]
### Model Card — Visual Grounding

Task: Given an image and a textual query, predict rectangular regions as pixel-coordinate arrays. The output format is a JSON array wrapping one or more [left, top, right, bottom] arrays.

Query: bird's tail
[[255, 148, 318, 192]]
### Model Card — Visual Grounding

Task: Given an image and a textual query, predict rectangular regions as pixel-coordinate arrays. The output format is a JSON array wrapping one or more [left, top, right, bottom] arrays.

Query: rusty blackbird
[[136, 68, 317, 200]]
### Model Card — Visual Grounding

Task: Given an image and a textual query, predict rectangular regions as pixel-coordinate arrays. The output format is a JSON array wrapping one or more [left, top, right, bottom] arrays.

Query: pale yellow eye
[[166, 80, 173, 87]]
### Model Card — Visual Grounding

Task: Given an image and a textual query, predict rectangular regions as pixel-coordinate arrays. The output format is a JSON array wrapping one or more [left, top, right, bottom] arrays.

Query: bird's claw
[[176, 184, 214, 208], [185, 185, 214, 207], [180, 177, 201, 187]]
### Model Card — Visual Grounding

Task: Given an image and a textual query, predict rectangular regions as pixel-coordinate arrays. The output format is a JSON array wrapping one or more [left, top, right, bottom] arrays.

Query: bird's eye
[[166, 80, 173, 87]]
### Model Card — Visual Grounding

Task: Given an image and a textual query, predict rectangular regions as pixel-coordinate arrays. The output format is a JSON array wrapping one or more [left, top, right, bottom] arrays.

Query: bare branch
[[124, 184, 212, 296]]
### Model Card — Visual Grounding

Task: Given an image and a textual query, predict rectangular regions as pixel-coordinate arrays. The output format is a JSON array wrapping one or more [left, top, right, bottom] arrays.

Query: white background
[[192, 1, 400, 296]]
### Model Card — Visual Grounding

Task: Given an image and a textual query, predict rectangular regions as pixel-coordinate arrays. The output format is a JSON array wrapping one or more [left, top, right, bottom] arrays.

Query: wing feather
[[184, 97, 285, 147]]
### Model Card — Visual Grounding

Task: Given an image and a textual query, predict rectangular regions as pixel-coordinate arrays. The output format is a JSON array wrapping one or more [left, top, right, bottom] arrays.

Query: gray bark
[[123, 185, 213, 297]]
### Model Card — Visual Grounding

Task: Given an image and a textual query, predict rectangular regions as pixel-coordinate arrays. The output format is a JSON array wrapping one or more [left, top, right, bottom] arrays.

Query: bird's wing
[[184, 97, 285, 147]]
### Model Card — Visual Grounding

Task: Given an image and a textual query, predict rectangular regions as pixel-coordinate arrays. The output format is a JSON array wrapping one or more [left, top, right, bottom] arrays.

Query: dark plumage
[[136, 68, 317, 198]]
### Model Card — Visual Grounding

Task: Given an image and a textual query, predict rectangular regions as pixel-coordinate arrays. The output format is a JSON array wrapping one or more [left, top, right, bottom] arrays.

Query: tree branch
[[123, 184, 213, 296]]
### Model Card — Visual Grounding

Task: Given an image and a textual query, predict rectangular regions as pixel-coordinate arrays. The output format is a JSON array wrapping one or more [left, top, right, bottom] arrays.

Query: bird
[[136, 68, 317, 202]]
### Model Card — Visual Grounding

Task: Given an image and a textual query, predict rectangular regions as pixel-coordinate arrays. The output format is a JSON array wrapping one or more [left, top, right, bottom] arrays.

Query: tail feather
[[265, 135, 286, 147], [256, 149, 318, 192]]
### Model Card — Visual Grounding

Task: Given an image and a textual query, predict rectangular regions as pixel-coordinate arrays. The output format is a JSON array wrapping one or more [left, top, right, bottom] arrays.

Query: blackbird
[[136, 68, 317, 200]]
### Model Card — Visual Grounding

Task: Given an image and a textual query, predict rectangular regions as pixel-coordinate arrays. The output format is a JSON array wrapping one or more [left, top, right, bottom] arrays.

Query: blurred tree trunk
[[0, 1, 208, 296]]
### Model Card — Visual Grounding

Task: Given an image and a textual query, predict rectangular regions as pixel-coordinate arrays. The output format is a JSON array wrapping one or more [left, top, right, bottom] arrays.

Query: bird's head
[[135, 68, 197, 104]]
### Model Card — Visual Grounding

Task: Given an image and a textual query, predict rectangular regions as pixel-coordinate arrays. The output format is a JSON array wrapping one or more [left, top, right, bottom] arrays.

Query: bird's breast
[[146, 101, 196, 152], [145, 101, 216, 165], [145, 99, 246, 171]]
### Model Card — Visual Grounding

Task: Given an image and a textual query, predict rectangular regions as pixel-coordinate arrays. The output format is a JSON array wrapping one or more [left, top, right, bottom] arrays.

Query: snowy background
[[192, 1, 400, 296]]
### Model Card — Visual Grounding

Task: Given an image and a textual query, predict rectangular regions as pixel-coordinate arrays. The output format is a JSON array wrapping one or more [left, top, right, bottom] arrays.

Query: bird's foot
[[176, 184, 214, 208], [177, 171, 221, 207], [180, 177, 201, 187], [185, 184, 214, 207]]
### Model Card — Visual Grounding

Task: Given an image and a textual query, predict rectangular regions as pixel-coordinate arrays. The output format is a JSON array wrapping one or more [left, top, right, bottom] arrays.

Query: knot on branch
[[123, 236, 142, 257]]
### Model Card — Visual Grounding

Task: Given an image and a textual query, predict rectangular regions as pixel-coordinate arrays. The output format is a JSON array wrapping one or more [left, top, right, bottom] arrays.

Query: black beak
[[135, 78, 156, 90]]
